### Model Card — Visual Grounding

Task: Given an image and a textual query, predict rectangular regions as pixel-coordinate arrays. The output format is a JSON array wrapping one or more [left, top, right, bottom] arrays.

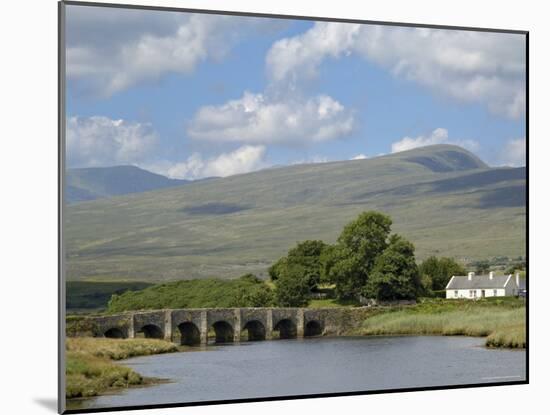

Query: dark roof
[[518, 277, 527, 290], [446, 274, 513, 290]]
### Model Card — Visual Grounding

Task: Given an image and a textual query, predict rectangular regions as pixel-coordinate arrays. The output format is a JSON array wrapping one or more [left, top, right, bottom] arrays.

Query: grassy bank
[[66, 338, 178, 399], [355, 298, 525, 348], [308, 298, 358, 308]]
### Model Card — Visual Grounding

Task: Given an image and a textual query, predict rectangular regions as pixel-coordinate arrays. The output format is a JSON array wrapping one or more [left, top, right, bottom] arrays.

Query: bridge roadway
[[84, 307, 370, 345]]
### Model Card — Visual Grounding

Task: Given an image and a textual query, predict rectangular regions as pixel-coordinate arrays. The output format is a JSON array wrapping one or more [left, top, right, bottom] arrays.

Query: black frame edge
[[58, 1, 67, 413]]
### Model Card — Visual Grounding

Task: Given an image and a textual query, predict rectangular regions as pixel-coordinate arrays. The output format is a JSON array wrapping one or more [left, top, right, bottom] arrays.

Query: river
[[68, 336, 526, 410]]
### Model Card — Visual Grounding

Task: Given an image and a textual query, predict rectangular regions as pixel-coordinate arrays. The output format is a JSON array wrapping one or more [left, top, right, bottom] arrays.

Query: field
[[355, 297, 526, 348], [65, 145, 526, 282]]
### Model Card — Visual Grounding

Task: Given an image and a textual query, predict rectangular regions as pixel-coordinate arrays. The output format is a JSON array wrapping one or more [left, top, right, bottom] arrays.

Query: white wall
[[2, 1, 547, 415], [446, 288, 506, 299]]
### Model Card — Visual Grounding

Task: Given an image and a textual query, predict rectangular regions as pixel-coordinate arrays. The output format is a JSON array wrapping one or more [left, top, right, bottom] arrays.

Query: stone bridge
[[82, 307, 371, 345]]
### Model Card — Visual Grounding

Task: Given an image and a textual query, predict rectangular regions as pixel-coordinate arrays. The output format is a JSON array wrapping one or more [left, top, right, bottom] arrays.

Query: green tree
[[320, 245, 364, 300], [274, 263, 311, 307], [419, 256, 466, 291], [269, 240, 327, 290], [268, 257, 287, 281], [323, 211, 392, 300], [363, 235, 421, 301], [338, 211, 392, 271]]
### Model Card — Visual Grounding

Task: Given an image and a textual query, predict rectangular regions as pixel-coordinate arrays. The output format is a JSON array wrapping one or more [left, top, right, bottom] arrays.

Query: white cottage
[[445, 271, 521, 299]]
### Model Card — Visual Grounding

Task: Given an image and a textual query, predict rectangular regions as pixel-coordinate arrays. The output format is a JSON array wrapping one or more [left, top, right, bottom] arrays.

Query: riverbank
[[70, 335, 525, 411], [66, 338, 178, 398], [353, 298, 525, 348]]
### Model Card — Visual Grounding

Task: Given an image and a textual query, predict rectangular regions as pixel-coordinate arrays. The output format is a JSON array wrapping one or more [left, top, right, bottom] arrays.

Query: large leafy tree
[[419, 256, 466, 291], [323, 211, 393, 300], [274, 263, 311, 307], [363, 235, 421, 301], [338, 211, 392, 270], [269, 240, 327, 290], [321, 245, 364, 300]]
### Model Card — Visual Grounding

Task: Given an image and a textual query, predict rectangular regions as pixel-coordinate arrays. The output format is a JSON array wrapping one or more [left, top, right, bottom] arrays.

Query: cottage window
[[454, 290, 458, 298], [493, 290, 498, 296]]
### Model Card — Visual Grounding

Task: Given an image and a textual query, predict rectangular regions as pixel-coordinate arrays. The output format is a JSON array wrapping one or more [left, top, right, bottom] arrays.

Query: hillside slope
[[66, 165, 189, 203], [65, 145, 526, 281]]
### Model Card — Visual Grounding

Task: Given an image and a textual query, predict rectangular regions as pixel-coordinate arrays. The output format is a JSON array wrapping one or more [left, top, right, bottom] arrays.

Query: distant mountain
[[66, 165, 189, 203], [66, 145, 526, 281]]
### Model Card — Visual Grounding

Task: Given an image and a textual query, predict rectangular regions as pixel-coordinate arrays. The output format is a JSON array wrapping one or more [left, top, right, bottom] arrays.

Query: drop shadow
[[34, 398, 58, 413]]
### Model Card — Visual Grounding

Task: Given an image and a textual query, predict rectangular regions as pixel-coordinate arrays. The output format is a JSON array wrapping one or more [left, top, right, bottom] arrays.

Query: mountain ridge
[[65, 145, 525, 281], [66, 165, 189, 203]]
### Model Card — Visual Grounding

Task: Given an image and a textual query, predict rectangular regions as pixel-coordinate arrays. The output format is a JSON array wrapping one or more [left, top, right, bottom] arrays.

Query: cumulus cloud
[[266, 23, 526, 119], [150, 145, 267, 180], [498, 138, 526, 167], [67, 116, 158, 167], [66, 7, 282, 96], [391, 128, 479, 153], [187, 91, 355, 145], [266, 22, 360, 90], [351, 154, 368, 160]]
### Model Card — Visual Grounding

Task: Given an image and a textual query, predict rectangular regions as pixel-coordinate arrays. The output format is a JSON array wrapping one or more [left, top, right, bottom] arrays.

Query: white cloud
[[498, 138, 526, 167], [67, 116, 158, 167], [187, 91, 355, 145], [266, 23, 526, 119], [266, 22, 360, 90], [351, 154, 368, 160], [391, 128, 479, 153], [66, 8, 282, 96], [150, 145, 267, 180]]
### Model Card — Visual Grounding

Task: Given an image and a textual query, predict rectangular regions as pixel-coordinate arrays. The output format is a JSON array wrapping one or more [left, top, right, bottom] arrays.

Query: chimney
[[489, 271, 494, 280], [468, 272, 474, 281], [516, 272, 520, 287]]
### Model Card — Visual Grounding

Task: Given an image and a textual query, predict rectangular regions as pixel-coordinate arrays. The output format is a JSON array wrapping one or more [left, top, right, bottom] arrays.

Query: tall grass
[[357, 301, 525, 348], [66, 338, 178, 399], [486, 324, 526, 349]]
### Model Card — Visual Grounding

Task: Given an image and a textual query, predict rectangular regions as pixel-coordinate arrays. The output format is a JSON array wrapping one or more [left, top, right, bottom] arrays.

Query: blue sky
[[65, 5, 526, 179]]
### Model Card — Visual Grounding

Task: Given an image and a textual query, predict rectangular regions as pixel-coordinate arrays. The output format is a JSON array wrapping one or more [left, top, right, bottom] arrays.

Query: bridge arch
[[137, 324, 164, 339], [104, 327, 126, 339], [273, 318, 297, 339], [305, 320, 323, 337], [211, 321, 234, 343], [242, 320, 266, 341], [178, 322, 201, 346]]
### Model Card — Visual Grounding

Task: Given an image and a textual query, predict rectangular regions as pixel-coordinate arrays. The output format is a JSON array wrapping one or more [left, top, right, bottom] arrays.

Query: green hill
[[66, 165, 189, 203], [65, 145, 526, 281]]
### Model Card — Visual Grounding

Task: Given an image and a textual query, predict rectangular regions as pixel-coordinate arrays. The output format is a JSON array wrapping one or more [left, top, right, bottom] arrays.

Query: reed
[[357, 305, 525, 348]]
